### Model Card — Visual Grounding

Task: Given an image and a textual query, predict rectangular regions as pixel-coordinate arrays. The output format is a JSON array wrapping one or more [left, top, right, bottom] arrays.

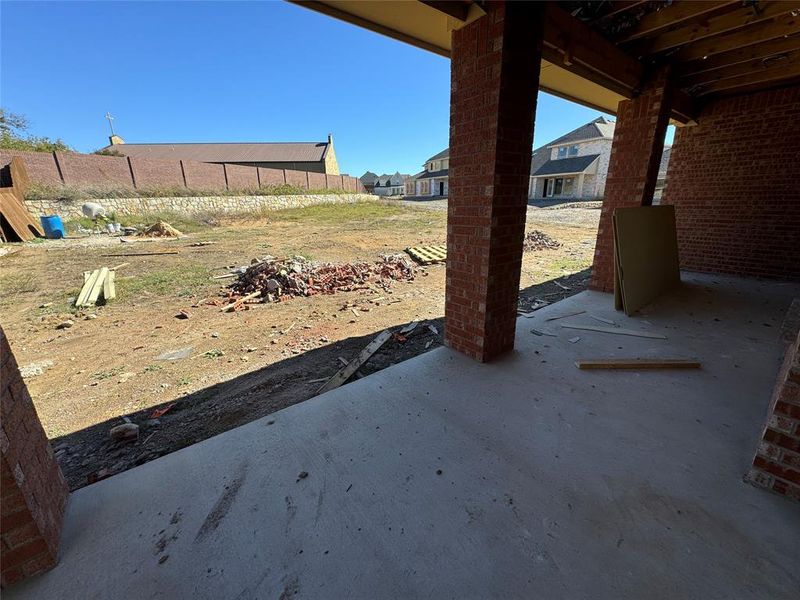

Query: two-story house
[[528, 117, 615, 200], [408, 117, 621, 200], [372, 172, 408, 196]]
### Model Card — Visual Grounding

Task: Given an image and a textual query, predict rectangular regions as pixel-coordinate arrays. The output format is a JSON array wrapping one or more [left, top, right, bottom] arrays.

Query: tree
[[0, 108, 73, 153]]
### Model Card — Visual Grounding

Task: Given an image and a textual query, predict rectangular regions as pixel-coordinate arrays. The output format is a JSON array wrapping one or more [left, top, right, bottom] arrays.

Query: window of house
[[557, 147, 568, 159], [568, 145, 578, 156], [545, 176, 575, 197]]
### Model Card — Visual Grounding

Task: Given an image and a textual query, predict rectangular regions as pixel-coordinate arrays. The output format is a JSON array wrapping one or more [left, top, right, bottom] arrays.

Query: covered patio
[[6, 274, 800, 599], [2, 1, 799, 595]]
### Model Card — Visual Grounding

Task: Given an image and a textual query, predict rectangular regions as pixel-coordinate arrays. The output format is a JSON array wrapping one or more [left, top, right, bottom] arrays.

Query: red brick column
[[1, 327, 69, 587], [589, 69, 673, 292], [445, 1, 544, 362], [745, 331, 800, 501]]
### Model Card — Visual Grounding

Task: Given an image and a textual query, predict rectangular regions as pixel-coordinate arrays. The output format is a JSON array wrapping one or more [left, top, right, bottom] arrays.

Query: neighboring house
[[528, 117, 616, 200], [653, 146, 671, 201], [100, 134, 340, 174], [359, 171, 379, 193], [410, 117, 623, 200], [373, 172, 408, 196], [409, 149, 449, 197]]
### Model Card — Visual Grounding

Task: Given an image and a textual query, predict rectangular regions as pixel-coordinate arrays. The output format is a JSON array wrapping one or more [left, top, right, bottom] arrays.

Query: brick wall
[[308, 171, 326, 190], [746, 331, 800, 501], [284, 169, 309, 189], [0, 149, 361, 196], [128, 156, 185, 188], [0, 151, 62, 186], [590, 69, 672, 292], [258, 167, 285, 187], [1, 327, 69, 587], [224, 163, 258, 190], [445, 1, 544, 361], [661, 86, 800, 280], [180, 159, 227, 191]]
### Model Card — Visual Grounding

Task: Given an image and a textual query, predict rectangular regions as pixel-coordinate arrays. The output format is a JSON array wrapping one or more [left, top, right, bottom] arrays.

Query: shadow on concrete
[[51, 268, 592, 490]]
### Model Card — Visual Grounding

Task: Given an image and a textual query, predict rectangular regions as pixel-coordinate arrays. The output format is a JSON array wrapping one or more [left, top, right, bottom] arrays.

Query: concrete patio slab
[[8, 274, 800, 599]]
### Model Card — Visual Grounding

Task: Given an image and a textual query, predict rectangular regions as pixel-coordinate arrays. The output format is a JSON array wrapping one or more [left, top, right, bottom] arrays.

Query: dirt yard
[[0, 199, 599, 489]]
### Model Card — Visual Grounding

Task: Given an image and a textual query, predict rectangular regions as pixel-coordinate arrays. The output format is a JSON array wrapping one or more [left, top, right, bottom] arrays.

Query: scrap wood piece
[[100, 251, 180, 257], [103, 270, 116, 302], [400, 321, 419, 335], [575, 359, 701, 370], [317, 329, 392, 395], [76, 269, 102, 307], [590, 315, 617, 326], [221, 291, 261, 312], [405, 245, 446, 265], [110, 262, 129, 271], [560, 324, 667, 339], [86, 267, 109, 306], [544, 310, 586, 322]]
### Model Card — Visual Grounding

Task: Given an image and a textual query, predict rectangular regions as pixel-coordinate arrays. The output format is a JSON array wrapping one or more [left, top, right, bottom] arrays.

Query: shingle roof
[[405, 171, 425, 181], [425, 148, 449, 162], [417, 168, 449, 180], [531, 154, 600, 176], [102, 142, 329, 163], [547, 117, 616, 148], [360, 171, 379, 184]]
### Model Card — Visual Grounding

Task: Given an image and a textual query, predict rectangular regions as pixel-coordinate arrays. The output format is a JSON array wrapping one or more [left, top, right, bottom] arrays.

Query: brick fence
[[0, 149, 364, 195]]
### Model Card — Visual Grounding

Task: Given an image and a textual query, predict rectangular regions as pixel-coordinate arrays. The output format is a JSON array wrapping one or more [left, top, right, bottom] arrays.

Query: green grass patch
[[117, 265, 214, 300], [268, 201, 437, 227]]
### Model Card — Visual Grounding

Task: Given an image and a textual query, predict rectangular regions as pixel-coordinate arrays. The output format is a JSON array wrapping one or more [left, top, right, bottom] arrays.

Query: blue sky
[[1, 1, 671, 176]]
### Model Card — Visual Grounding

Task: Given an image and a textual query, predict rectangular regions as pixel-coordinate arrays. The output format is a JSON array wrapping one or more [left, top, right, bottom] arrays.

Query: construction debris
[[56, 319, 74, 330], [545, 310, 586, 322], [101, 251, 179, 257], [317, 329, 392, 395], [75, 268, 115, 307], [109, 423, 139, 443], [223, 255, 416, 308], [560, 324, 667, 339], [523, 230, 561, 251], [138, 220, 183, 238]]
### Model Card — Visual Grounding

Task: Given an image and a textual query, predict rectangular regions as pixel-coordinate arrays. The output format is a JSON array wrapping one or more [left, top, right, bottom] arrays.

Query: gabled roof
[[531, 154, 600, 177], [405, 171, 425, 182], [360, 171, 379, 183], [547, 117, 615, 147], [425, 148, 449, 163], [417, 168, 449, 180], [100, 142, 330, 163]]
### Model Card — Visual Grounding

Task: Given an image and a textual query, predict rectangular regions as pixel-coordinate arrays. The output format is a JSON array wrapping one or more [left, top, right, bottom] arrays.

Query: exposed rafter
[[681, 48, 800, 87], [694, 55, 800, 94], [678, 33, 800, 76], [615, 1, 740, 43]]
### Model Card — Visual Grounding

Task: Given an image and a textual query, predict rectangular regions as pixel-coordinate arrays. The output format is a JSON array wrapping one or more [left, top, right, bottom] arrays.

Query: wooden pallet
[[405, 245, 446, 265]]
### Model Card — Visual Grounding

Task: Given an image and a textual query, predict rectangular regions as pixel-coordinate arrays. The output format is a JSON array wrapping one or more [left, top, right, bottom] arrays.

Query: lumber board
[[86, 267, 109, 306], [576, 359, 701, 370], [544, 310, 586, 322], [100, 251, 180, 257], [317, 329, 392, 395], [103, 270, 116, 301], [76, 269, 101, 307], [560, 324, 667, 340], [220, 291, 261, 312]]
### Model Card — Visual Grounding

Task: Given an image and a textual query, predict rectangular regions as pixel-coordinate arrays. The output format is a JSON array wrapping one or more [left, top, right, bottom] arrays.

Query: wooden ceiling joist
[[694, 54, 800, 94], [641, 1, 799, 55], [681, 47, 800, 87], [591, 1, 647, 22], [615, 1, 740, 43], [675, 11, 800, 61], [678, 33, 800, 76]]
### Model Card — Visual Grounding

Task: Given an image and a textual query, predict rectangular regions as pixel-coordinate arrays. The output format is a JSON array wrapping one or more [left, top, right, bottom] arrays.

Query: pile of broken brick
[[225, 255, 417, 304], [523, 230, 561, 251]]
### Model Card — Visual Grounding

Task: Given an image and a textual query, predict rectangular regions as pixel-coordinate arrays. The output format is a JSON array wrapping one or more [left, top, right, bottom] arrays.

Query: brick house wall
[[1, 327, 69, 587], [661, 86, 800, 280], [746, 330, 800, 501]]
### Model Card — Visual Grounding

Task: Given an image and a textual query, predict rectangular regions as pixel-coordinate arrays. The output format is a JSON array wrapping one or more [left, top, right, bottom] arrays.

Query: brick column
[[745, 331, 800, 501], [1, 327, 68, 587], [589, 69, 673, 292], [445, 0, 544, 362]]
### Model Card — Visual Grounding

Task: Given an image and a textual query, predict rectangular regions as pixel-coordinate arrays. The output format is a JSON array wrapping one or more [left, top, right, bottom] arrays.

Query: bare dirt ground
[[0, 200, 599, 489]]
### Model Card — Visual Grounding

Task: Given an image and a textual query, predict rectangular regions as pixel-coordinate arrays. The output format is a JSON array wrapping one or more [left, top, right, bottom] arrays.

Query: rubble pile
[[227, 255, 416, 303], [139, 220, 183, 238], [523, 230, 561, 251]]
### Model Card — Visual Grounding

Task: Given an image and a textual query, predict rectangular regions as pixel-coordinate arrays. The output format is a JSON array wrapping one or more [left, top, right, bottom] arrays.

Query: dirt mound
[[139, 220, 183, 238], [523, 230, 561, 251], [227, 255, 416, 303]]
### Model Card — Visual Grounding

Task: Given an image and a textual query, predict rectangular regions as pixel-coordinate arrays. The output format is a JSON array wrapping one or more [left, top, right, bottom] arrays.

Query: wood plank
[[103, 270, 116, 302], [695, 56, 800, 94], [591, 1, 647, 22], [76, 269, 102, 307], [100, 251, 180, 257], [316, 329, 392, 395], [675, 12, 800, 61], [560, 324, 667, 339], [576, 359, 701, 370], [85, 267, 109, 307], [544, 310, 586, 322], [616, 1, 739, 43], [641, 1, 798, 54], [678, 33, 800, 76], [681, 48, 800, 87]]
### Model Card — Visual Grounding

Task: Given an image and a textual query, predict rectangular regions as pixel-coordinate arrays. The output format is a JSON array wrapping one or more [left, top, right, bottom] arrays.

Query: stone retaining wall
[[24, 193, 378, 220]]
